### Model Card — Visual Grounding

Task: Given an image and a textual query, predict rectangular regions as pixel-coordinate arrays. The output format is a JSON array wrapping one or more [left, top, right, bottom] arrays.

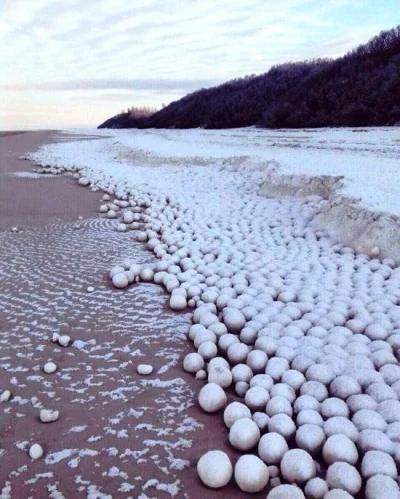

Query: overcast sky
[[0, 0, 398, 130]]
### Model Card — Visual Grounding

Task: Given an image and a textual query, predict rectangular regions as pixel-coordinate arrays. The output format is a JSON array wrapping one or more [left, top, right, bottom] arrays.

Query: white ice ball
[[197, 450, 233, 488], [258, 432, 288, 464], [326, 462, 362, 495], [322, 434, 358, 465], [29, 443, 44, 460], [169, 294, 187, 310], [183, 353, 204, 374], [208, 366, 232, 388], [229, 417, 260, 451], [137, 364, 153, 375], [361, 450, 397, 479], [223, 308, 246, 333], [280, 449, 316, 484], [112, 273, 129, 289], [43, 362, 57, 374], [58, 335, 71, 347], [39, 409, 59, 423], [198, 383, 227, 413], [304, 477, 328, 499], [234, 454, 269, 493], [266, 484, 305, 498], [223, 401, 251, 428]]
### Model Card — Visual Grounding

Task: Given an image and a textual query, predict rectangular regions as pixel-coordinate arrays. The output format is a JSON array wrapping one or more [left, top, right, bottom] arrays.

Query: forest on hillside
[[99, 26, 400, 130]]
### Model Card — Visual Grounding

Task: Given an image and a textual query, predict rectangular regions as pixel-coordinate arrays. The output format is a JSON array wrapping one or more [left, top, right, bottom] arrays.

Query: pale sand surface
[[0, 132, 255, 498]]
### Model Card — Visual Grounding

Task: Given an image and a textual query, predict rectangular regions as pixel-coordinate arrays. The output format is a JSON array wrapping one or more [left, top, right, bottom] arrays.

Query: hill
[[98, 26, 400, 130]]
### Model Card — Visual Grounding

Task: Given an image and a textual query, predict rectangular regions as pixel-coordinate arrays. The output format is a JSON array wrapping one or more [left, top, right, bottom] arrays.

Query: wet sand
[[0, 132, 262, 498]]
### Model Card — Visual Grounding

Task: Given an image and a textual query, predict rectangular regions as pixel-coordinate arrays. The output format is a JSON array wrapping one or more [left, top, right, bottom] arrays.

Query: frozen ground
[[7, 127, 400, 497]]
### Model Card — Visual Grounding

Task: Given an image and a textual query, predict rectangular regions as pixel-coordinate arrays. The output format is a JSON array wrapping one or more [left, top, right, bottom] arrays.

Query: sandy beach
[[0, 131, 257, 498]]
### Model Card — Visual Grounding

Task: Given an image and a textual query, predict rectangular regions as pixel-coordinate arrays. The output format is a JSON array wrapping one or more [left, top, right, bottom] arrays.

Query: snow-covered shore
[[27, 127, 400, 497]]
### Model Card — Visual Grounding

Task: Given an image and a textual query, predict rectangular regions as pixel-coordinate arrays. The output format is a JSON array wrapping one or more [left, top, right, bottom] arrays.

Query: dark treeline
[[98, 26, 400, 130]]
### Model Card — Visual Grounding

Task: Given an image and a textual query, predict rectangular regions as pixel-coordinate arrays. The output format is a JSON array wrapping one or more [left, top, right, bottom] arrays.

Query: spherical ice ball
[[197, 450, 233, 488], [258, 432, 289, 465], [280, 449, 316, 484], [245, 386, 270, 411], [29, 443, 44, 460], [322, 434, 358, 465], [268, 414, 296, 439], [229, 417, 260, 451], [198, 383, 227, 413], [295, 424, 325, 454], [365, 474, 400, 499], [183, 353, 204, 374], [223, 308, 246, 333], [137, 364, 153, 375], [112, 272, 129, 289], [43, 362, 57, 374], [208, 366, 232, 388], [223, 401, 251, 428], [169, 294, 187, 310], [304, 477, 328, 499], [326, 462, 362, 495], [234, 454, 269, 493], [197, 341, 218, 361], [266, 484, 305, 499], [361, 450, 397, 479]]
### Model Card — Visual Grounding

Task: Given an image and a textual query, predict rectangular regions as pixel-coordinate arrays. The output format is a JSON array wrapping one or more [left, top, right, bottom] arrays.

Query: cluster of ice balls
[[36, 160, 400, 497]]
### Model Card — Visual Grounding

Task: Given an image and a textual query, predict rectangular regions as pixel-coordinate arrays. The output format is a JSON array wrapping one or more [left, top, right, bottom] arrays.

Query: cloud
[[0, 0, 398, 128], [0, 78, 220, 92]]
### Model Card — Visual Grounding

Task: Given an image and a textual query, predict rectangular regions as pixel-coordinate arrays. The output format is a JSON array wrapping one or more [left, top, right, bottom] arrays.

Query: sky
[[0, 0, 399, 130]]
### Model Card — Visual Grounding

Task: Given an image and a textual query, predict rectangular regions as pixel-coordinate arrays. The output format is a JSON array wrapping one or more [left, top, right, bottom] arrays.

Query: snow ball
[[223, 401, 251, 428], [323, 490, 353, 499], [300, 381, 328, 402], [271, 383, 296, 403], [223, 308, 246, 333], [245, 386, 270, 411], [295, 424, 325, 454], [198, 341, 218, 361], [378, 400, 400, 423], [58, 335, 71, 347], [198, 383, 227, 413], [207, 356, 230, 371], [235, 454, 269, 493], [183, 353, 204, 374], [258, 432, 289, 465], [235, 381, 250, 397], [361, 450, 397, 480], [197, 450, 232, 488], [140, 267, 154, 282], [297, 409, 324, 427], [292, 355, 315, 374], [326, 462, 361, 496], [266, 396, 293, 417], [247, 350, 268, 372], [106, 209, 117, 219], [268, 465, 280, 478], [365, 323, 389, 341], [218, 333, 240, 355], [352, 409, 386, 431], [321, 398, 349, 418], [86, 286, 94, 293], [208, 366, 232, 388], [358, 429, 394, 455], [253, 412, 270, 431], [39, 409, 59, 423], [117, 223, 128, 232], [306, 364, 335, 385], [294, 395, 320, 414], [280, 449, 316, 484], [268, 414, 296, 440], [329, 376, 362, 399], [250, 373, 274, 391], [323, 417, 358, 442], [380, 364, 400, 385], [282, 369, 306, 391], [304, 477, 328, 499], [365, 474, 400, 499], [366, 382, 397, 403], [78, 177, 90, 186], [227, 342, 249, 365], [137, 364, 153, 375], [346, 394, 377, 413], [29, 443, 43, 460], [322, 435, 358, 465], [231, 363, 253, 383], [51, 332, 60, 343], [0, 390, 11, 402], [196, 369, 207, 380], [43, 362, 57, 374], [229, 418, 260, 451], [112, 272, 129, 289], [193, 330, 217, 349], [266, 357, 290, 381], [266, 484, 305, 498]]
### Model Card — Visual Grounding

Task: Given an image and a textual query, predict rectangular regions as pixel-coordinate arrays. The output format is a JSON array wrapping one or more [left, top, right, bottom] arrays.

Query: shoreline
[[0, 131, 252, 498]]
